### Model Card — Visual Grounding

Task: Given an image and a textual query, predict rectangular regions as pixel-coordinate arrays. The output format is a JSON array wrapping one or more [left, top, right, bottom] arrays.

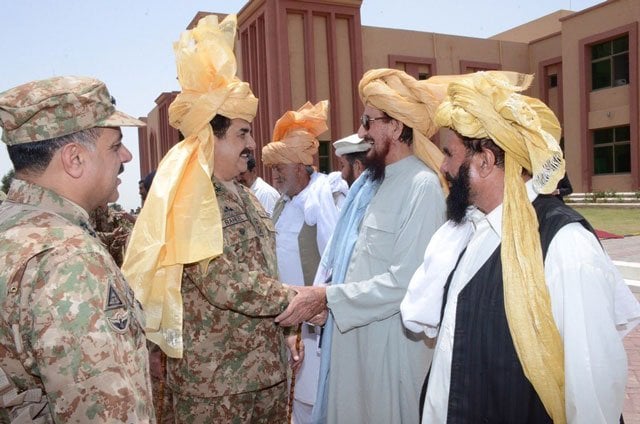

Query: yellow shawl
[[122, 14, 258, 358], [435, 71, 566, 423]]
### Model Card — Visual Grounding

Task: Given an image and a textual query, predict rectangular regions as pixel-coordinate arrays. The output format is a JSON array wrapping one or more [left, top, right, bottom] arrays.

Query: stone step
[[565, 192, 640, 205], [626, 279, 640, 293], [569, 202, 640, 208], [616, 260, 640, 281], [615, 261, 640, 293]]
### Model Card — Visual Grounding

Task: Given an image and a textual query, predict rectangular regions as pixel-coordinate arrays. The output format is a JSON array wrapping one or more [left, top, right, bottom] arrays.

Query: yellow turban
[[262, 100, 329, 166], [358, 69, 463, 192], [435, 71, 566, 423], [122, 14, 258, 358]]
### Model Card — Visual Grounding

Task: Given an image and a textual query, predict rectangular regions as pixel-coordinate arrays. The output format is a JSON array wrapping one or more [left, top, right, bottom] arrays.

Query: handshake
[[275, 285, 329, 327]]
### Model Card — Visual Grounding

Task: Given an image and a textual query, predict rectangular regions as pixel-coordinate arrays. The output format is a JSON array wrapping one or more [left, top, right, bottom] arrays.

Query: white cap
[[332, 133, 370, 157]]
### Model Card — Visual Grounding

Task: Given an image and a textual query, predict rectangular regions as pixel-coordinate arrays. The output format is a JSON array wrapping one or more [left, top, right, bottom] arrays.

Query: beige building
[[139, 0, 639, 192]]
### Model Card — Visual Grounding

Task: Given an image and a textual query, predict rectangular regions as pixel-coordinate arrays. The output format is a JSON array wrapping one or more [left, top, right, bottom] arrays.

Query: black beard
[[344, 165, 356, 187], [446, 161, 472, 224], [364, 137, 390, 183]]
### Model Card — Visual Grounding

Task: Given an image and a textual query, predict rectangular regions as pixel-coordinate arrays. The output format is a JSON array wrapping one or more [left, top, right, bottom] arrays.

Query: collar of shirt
[[250, 177, 260, 191], [7, 178, 91, 231], [385, 154, 419, 179], [482, 179, 538, 239]]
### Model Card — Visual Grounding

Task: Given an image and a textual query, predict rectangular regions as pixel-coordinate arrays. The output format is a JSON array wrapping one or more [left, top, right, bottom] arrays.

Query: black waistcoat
[[443, 195, 594, 424]]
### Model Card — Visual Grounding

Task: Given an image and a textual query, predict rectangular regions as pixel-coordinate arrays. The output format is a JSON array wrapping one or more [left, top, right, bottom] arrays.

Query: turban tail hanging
[[122, 14, 258, 358], [262, 100, 329, 166], [358, 68, 466, 194], [435, 71, 566, 423]]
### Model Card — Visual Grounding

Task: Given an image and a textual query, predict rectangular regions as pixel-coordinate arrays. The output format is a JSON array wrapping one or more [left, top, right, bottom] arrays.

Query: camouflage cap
[[0, 76, 145, 145]]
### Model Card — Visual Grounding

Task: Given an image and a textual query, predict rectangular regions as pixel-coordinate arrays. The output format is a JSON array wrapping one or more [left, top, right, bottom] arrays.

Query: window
[[591, 35, 629, 90], [466, 67, 491, 73], [318, 140, 331, 173], [549, 74, 558, 88], [593, 125, 631, 174], [388, 56, 435, 81]]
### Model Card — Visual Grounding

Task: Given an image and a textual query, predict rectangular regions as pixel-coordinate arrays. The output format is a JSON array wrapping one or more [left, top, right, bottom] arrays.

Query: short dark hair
[[143, 170, 156, 192], [458, 133, 505, 168], [304, 165, 314, 176], [344, 151, 368, 166], [210, 114, 232, 139], [398, 124, 413, 146], [382, 111, 413, 146], [7, 128, 101, 173]]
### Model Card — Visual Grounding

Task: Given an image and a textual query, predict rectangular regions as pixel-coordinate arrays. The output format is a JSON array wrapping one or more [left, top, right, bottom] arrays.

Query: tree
[[1, 169, 14, 194]]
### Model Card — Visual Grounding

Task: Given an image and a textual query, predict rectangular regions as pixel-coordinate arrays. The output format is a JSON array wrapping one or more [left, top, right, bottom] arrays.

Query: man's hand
[[308, 309, 328, 326], [285, 332, 304, 373], [276, 286, 327, 327]]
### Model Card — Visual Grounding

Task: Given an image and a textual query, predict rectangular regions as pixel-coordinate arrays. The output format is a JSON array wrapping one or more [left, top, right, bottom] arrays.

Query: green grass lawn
[[570, 206, 640, 236]]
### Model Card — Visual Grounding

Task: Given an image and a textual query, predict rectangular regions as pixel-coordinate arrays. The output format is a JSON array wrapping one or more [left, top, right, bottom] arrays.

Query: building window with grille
[[593, 125, 631, 174], [591, 35, 629, 90], [319, 140, 331, 173]]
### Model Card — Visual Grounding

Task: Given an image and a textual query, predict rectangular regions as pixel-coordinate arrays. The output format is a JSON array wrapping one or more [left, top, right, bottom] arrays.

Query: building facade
[[138, 0, 639, 192]]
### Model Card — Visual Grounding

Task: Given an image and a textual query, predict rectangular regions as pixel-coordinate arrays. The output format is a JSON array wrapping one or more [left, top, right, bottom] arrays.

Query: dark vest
[[429, 195, 595, 424]]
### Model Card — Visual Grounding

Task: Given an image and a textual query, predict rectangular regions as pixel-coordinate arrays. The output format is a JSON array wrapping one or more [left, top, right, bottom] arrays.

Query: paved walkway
[[624, 313, 640, 423], [603, 236, 640, 422], [602, 235, 640, 263]]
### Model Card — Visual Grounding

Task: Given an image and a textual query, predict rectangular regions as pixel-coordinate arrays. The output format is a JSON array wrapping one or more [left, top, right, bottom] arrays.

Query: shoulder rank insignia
[[106, 284, 125, 311]]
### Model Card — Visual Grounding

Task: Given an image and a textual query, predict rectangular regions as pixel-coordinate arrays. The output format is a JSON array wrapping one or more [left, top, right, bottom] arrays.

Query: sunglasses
[[360, 114, 391, 131]]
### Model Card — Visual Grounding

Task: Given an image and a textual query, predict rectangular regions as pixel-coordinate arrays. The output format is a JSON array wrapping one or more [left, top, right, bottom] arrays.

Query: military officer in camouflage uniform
[[164, 115, 298, 423], [0, 76, 155, 423], [121, 15, 301, 423]]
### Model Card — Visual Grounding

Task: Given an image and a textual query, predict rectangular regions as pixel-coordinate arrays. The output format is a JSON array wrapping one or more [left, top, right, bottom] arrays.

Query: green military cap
[[0, 76, 145, 145]]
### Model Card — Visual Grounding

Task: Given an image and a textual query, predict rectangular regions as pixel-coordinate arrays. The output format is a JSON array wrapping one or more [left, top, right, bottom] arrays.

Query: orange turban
[[262, 100, 329, 166]]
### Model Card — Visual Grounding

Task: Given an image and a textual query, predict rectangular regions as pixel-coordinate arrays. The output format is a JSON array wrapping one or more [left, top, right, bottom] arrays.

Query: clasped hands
[[276, 286, 328, 327]]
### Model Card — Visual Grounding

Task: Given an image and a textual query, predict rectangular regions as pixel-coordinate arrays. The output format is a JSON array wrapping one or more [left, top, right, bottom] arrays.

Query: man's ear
[[476, 146, 497, 178], [354, 159, 365, 175], [389, 118, 403, 142], [59, 142, 85, 179]]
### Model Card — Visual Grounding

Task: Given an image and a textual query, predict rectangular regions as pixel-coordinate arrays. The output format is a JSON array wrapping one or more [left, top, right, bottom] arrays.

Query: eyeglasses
[[360, 114, 391, 131]]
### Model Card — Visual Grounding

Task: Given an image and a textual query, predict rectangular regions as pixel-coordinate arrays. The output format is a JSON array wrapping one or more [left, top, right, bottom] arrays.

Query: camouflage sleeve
[[29, 251, 153, 423], [184, 258, 295, 317]]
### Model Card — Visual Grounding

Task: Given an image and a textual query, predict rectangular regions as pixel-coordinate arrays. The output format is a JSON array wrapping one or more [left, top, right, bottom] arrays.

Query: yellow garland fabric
[[358, 69, 465, 193], [262, 100, 329, 166], [122, 14, 258, 358], [435, 71, 566, 423]]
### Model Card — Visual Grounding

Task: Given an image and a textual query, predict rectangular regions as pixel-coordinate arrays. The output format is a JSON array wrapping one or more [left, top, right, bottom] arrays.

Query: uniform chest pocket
[[222, 219, 258, 248], [361, 211, 398, 260], [257, 210, 276, 235]]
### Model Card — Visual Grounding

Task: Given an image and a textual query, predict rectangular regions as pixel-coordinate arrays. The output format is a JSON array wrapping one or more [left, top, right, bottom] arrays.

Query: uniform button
[[9, 286, 18, 294], [239, 228, 246, 236]]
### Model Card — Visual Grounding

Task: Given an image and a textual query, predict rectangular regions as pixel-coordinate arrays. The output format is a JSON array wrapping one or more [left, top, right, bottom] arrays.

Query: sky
[[0, 0, 604, 211]]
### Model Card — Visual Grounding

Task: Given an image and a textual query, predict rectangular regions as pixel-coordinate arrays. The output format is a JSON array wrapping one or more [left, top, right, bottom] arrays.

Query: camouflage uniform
[[89, 205, 136, 267], [167, 178, 295, 424], [0, 179, 155, 423]]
